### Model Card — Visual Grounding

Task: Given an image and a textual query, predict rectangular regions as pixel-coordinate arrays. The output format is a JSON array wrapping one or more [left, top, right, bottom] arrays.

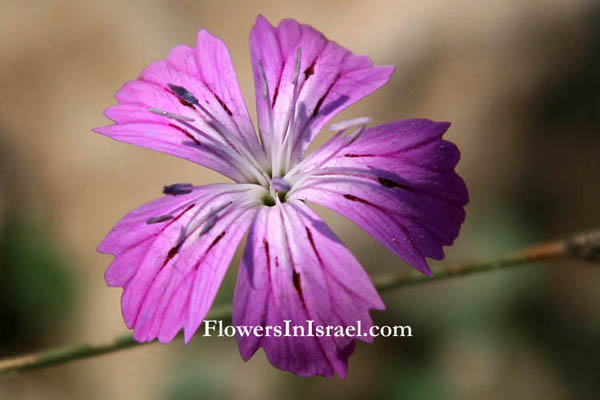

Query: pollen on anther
[[167, 83, 199, 106], [163, 183, 194, 195], [146, 215, 174, 224]]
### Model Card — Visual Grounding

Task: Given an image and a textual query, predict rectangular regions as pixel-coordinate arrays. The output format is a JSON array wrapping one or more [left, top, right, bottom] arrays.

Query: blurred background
[[0, 0, 599, 398]]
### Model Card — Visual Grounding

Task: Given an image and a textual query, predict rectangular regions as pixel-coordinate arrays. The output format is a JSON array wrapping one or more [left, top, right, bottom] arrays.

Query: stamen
[[198, 213, 217, 235], [258, 59, 276, 163], [257, 60, 272, 109], [274, 189, 282, 206], [163, 183, 194, 195], [167, 83, 199, 106], [167, 83, 245, 151], [345, 124, 367, 145], [165, 83, 268, 184], [292, 47, 302, 87], [283, 122, 370, 197], [146, 215, 174, 224], [285, 119, 369, 181], [277, 47, 303, 175], [328, 117, 372, 132], [149, 107, 195, 122], [167, 83, 236, 140], [158, 83, 266, 186], [174, 119, 269, 187], [185, 201, 234, 238]]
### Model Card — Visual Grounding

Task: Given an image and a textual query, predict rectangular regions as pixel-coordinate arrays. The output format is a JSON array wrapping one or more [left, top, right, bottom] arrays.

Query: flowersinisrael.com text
[[203, 320, 412, 338]]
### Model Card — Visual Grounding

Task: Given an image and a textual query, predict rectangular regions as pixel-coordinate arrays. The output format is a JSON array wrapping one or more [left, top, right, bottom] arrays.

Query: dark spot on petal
[[167, 83, 199, 107], [180, 204, 196, 214], [344, 153, 375, 158], [312, 74, 338, 117], [313, 94, 327, 117], [343, 193, 371, 205], [272, 83, 280, 106], [177, 98, 195, 108], [292, 270, 306, 308], [168, 123, 201, 145], [159, 204, 196, 234], [377, 177, 413, 191], [275, 256, 279, 268], [213, 93, 233, 116], [163, 243, 182, 268], [146, 215, 174, 224], [305, 227, 323, 264], [263, 239, 271, 272], [343, 194, 386, 212], [303, 60, 316, 80], [163, 183, 193, 195], [207, 231, 226, 252]]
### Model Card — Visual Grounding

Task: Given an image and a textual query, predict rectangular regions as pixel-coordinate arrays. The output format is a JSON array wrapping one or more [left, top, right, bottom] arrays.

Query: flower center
[[261, 176, 292, 206]]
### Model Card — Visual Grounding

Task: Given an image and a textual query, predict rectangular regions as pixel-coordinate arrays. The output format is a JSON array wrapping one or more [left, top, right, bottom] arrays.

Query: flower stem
[[1, 230, 598, 377]]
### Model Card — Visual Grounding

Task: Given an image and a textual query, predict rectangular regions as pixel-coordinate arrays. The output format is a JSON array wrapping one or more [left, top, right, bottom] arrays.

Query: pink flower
[[94, 16, 468, 377]]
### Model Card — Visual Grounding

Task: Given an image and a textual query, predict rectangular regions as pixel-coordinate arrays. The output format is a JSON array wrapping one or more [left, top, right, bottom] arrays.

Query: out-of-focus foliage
[[0, 215, 75, 352]]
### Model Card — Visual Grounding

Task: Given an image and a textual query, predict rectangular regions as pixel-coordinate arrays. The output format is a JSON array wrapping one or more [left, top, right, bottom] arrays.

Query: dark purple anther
[[146, 215, 174, 224], [168, 83, 199, 106], [163, 183, 194, 195]]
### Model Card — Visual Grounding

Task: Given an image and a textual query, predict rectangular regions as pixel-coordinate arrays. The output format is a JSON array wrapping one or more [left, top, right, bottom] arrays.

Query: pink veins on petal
[[94, 15, 468, 378]]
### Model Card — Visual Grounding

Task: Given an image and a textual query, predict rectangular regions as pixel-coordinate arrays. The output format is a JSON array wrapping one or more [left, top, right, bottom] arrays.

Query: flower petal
[[289, 119, 468, 276], [98, 184, 257, 343], [249, 15, 394, 168], [95, 30, 265, 182], [94, 121, 251, 182], [233, 201, 384, 378]]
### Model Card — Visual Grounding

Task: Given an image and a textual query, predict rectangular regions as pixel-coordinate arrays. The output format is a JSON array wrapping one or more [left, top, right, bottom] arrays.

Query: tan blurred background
[[1, 0, 599, 399]]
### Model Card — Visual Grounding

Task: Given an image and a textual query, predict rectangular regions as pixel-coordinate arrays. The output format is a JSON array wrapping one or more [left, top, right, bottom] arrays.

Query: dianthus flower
[[95, 15, 468, 377]]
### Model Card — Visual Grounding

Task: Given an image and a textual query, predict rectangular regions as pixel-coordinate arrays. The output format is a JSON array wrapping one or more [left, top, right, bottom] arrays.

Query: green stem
[[1, 230, 598, 377]]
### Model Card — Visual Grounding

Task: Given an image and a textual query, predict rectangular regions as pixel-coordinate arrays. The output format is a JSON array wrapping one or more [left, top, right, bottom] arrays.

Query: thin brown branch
[[1, 229, 598, 377]]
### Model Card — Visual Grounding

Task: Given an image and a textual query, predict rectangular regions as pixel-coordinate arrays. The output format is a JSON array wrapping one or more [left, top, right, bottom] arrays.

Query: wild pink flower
[[94, 15, 468, 378]]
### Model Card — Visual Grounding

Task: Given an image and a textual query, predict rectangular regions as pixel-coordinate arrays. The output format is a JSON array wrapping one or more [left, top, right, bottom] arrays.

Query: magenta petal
[[98, 184, 256, 343], [93, 122, 248, 182], [233, 201, 384, 378], [94, 29, 264, 181], [290, 119, 468, 276], [249, 15, 394, 162]]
